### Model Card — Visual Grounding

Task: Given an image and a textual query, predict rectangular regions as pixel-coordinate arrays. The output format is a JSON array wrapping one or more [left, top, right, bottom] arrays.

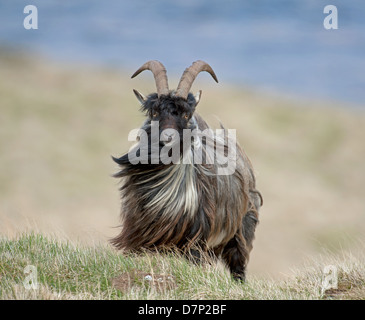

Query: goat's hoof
[[233, 273, 246, 283]]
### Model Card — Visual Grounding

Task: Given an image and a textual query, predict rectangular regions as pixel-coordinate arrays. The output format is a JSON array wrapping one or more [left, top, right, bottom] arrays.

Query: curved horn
[[175, 60, 218, 99], [131, 60, 169, 97]]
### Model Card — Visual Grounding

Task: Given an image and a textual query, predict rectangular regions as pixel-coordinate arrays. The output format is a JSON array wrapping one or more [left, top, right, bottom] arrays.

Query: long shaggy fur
[[111, 91, 262, 280]]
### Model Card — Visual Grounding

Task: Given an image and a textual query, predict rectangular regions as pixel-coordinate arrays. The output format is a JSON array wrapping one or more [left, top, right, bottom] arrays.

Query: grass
[[1, 233, 364, 300]]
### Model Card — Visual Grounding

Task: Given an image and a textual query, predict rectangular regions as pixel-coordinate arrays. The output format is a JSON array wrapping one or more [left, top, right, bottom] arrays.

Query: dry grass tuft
[[1, 233, 364, 300]]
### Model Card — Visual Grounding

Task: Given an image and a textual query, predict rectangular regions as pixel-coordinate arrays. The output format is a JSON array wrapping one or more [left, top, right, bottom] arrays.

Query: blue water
[[1, 0, 364, 105]]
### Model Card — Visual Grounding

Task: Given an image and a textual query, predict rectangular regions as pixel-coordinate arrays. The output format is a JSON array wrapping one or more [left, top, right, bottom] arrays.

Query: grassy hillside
[[0, 49, 365, 283], [1, 233, 364, 300]]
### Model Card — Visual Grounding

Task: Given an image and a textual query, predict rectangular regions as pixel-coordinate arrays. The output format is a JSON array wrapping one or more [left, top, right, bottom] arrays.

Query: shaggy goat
[[111, 60, 262, 281]]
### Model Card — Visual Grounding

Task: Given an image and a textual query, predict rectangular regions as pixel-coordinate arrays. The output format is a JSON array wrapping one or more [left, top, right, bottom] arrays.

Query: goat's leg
[[242, 210, 259, 253], [222, 232, 249, 282], [242, 190, 261, 251], [186, 245, 217, 266], [186, 248, 202, 265]]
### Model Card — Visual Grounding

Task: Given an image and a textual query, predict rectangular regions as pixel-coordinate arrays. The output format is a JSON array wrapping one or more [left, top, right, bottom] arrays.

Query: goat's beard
[[125, 137, 182, 166], [114, 115, 238, 177]]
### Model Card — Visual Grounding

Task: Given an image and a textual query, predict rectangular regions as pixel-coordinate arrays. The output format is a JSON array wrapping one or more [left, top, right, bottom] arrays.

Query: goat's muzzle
[[160, 128, 179, 146]]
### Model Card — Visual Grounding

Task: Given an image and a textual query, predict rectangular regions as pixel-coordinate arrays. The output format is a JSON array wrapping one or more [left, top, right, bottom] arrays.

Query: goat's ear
[[194, 90, 202, 106], [133, 89, 147, 105]]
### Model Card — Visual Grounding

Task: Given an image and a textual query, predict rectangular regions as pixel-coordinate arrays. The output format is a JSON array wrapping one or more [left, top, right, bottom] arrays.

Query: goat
[[111, 60, 262, 281]]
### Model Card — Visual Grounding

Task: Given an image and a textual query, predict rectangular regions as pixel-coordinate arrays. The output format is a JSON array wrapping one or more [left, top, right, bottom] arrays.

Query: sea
[[0, 0, 364, 106]]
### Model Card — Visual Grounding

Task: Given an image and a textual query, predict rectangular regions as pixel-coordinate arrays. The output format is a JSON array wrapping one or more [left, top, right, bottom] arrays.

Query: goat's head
[[132, 60, 218, 148]]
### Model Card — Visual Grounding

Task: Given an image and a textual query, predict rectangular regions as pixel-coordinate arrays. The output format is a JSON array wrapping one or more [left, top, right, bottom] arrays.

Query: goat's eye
[[152, 112, 158, 118], [183, 114, 189, 120]]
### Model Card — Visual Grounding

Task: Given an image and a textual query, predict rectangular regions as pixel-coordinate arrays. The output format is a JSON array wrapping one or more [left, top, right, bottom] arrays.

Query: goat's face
[[136, 92, 200, 147], [130, 60, 218, 157]]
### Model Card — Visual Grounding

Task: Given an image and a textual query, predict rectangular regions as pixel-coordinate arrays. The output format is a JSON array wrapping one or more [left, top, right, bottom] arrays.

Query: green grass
[[1, 233, 364, 300]]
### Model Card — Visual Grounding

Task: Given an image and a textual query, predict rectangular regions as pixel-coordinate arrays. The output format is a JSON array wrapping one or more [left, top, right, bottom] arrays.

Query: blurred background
[[0, 0, 364, 278]]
